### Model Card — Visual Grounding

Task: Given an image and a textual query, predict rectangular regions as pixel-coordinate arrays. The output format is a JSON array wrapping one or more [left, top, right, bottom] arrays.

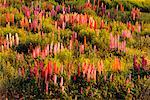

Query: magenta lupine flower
[[67, 5, 70, 13], [142, 56, 147, 70], [32, 18, 38, 32], [26, 9, 30, 18], [51, 8, 56, 17], [56, 5, 60, 12], [133, 55, 140, 71]]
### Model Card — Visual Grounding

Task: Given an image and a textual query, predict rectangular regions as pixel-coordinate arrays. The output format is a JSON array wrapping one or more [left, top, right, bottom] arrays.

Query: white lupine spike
[[1, 45, 4, 52], [12, 36, 14, 45], [6, 34, 8, 41]]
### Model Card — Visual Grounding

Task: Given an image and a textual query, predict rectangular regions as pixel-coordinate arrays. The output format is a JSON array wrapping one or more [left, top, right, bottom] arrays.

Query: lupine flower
[[54, 62, 58, 74], [18, 67, 21, 76], [109, 74, 113, 82], [142, 56, 147, 70], [15, 33, 19, 45], [54, 43, 57, 55], [138, 24, 141, 33], [60, 77, 63, 87], [45, 67, 48, 82], [48, 61, 52, 75], [110, 33, 114, 49], [51, 7, 56, 17], [80, 44, 84, 54], [56, 5, 60, 12], [54, 74, 57, 85], [100, 20, 104, 29], [6, 13, 10, 23], [69, 40, 73, 50], [45, 81, 48, 94], [21, 67, 25, 78], [112, 57, 121, 72], [133, 55, 140, 71], [98, 60, 103, 74], [62, 21, 66, 30]]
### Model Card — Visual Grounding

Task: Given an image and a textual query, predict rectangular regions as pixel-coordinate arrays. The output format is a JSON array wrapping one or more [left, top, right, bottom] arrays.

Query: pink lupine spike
[[51, 7, 56, 17], [87, 67, 91, 82], [32, 50, 36, 58], [45, 67, 48, 83], [69, 40, 73, 50], [54, 74, 57, 85], [122, 40, 126, 52], [18, 67, 21, 76], [54, 43, 57, 55], [60, 77, 63, 87], [138, 24, 141, 33], [48, 61, 52, 75]]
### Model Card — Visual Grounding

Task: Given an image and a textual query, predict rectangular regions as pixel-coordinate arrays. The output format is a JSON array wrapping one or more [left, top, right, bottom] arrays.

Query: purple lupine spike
[[142, 56, 147, 70], [56, 5, 60, 12], [51, 7, 56, 17]]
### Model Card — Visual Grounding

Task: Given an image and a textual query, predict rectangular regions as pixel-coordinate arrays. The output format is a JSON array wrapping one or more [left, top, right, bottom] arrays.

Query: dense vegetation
[[0, 0, 150, 99]]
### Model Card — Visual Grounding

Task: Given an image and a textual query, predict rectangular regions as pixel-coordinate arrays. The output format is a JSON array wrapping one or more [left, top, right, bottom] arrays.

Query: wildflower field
[[0, 0, 150, 99]]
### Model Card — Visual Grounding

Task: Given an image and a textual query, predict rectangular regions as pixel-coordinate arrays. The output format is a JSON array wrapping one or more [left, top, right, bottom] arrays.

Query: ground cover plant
[[0, 0, 150, 99]]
